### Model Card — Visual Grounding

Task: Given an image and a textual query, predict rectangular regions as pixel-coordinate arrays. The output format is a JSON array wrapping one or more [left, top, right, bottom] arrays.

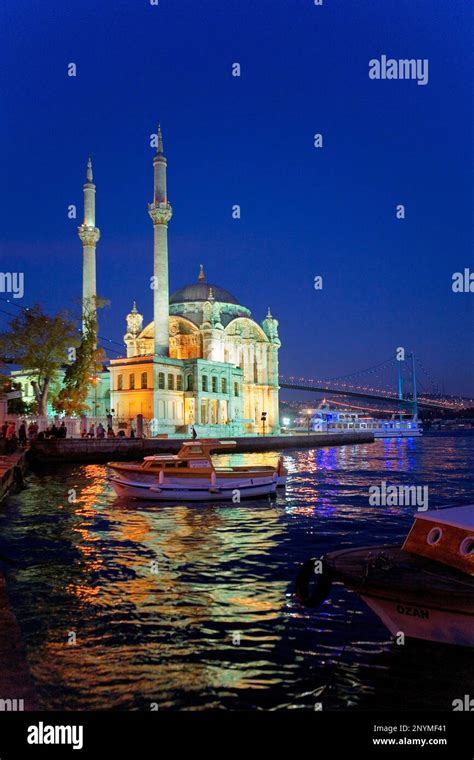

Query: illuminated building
[[10, 128, 281, 435], [106, 127, 281, 435]]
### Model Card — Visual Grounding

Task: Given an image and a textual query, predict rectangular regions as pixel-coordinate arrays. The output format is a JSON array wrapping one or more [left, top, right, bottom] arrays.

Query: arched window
[[202, 375, 208, 392], [168, 374, 174, 390], [211, 376, 218, 393], [234, 382, 239, 397], [129, 373, 135, 390], [141, 372, 147, 389], [177, 375, 183, 391], [158, 372, 165, 389], [221, 377, 227, 394], [186, 375, 194, 391], [117, 374, 123, 391]]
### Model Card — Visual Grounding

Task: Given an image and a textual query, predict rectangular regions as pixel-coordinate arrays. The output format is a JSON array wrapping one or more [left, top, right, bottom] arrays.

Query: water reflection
[[0, 436, 472, 710]]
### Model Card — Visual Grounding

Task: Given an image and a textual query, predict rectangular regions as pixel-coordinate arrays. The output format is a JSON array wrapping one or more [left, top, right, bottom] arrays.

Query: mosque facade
[[82, 128, 281, 436]]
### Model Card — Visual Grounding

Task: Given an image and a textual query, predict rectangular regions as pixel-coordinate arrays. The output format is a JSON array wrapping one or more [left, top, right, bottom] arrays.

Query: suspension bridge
[[279, 354, 473, 412]]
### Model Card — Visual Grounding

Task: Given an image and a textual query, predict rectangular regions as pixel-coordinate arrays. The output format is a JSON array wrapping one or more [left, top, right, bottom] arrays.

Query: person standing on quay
[[18, 421, 27, 447]]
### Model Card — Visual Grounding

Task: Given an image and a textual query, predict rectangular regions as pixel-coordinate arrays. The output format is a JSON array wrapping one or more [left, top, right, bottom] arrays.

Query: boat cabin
[[403, 506, 474, 576], [139, 440, 237, 472]]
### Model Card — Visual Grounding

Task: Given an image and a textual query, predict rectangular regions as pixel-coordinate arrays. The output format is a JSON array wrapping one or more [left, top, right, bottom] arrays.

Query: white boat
[[107, 473, 278, 501], [310, 403, 422, 438], [296, 505, 474, 647], [107, 439, 287, 492]]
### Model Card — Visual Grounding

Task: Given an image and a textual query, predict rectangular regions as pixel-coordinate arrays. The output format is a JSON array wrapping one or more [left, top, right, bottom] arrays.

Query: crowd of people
[[82, 423, 135, 439], [0, 419, 70, 452], [1, 419, 136, 453]]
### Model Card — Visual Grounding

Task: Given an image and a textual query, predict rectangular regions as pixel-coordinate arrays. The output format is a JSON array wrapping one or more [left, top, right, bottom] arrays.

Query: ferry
[[310, 403, 422, 438], [296, 505, 474, 647]]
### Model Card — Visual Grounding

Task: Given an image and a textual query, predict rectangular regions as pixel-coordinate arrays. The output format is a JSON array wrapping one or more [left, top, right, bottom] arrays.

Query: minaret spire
[[157, 124, 164, 155], [148, 123, 173, 359], [78, 156, 100, 338]]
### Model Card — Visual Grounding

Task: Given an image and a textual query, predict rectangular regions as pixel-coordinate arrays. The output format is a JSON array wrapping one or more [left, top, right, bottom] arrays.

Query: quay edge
[[0, 451, 27, 503], [28, 432, 374, 465], [0, 574, 39, 710]]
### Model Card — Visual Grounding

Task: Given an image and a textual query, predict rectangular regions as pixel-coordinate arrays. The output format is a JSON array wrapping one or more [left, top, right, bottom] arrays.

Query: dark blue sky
[[1, 0, 472, 395]]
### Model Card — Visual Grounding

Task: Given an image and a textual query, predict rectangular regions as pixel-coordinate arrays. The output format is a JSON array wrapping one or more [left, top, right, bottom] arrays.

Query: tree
[[53, 298, 107, 416], [7, 381, 38, 415], [0, 305, 79, 416]]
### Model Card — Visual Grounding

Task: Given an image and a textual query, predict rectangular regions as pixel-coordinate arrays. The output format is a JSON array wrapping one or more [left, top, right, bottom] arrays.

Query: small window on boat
[[188, 446, 202, 453], [459, 537, 474, 557], [427, 527, 443, 545]]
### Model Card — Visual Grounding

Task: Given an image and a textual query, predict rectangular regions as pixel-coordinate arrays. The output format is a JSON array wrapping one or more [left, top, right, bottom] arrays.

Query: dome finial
[[198, 264, 205, 282], [267, 305, 273, 319], [208, 286, 214, 302]]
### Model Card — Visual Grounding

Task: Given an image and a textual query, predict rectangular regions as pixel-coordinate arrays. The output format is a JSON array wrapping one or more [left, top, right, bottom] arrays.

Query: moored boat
[[107, 473, 278, 501], [310, 403, 422, 438], [295, 505, 474, 647], [108, 439, 287, 488]]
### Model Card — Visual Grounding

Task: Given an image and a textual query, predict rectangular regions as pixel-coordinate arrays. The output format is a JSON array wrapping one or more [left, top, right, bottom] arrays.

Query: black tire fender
[[295, 557, 333, 608]]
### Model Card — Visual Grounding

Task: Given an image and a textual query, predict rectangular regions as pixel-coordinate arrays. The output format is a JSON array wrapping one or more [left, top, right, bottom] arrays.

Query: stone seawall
[[0, 574, 38, 710], [29, 432, 374, 465], [0, 451, 27, 503]]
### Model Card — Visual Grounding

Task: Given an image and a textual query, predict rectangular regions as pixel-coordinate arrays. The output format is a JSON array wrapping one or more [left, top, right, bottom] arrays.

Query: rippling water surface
[[1, 435, 473, 711]]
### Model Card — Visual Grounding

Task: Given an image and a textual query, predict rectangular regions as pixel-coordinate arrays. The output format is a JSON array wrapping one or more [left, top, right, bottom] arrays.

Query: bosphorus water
[[1, 435, 473, 711]]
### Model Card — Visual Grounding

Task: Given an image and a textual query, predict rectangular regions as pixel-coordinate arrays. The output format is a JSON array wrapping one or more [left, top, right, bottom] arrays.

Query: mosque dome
[[169, 265, 240, 305]]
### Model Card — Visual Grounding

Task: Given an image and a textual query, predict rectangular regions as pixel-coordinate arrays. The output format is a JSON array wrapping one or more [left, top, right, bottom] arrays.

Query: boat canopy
[[143, 439, 237, 463], [415, 506, 474, 531]]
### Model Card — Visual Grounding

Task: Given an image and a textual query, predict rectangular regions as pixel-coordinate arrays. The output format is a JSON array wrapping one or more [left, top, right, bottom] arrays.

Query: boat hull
[[108, 476, 277, 501], [360, 593, 474, 647], [324, 545, 474, 647], [373, 429, 422, 438]]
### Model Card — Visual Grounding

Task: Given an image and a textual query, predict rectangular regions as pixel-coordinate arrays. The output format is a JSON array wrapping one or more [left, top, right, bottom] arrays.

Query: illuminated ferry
[[310, 403, 422, 438]]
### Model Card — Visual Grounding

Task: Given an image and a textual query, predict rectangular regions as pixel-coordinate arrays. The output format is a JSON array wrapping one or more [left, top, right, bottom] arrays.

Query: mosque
[[79, 127, 281, 436]]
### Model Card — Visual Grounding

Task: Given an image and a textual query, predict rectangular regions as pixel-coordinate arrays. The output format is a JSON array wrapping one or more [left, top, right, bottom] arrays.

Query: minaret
[[148, 125, 173, 356], [78, 157, 100, 333]]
